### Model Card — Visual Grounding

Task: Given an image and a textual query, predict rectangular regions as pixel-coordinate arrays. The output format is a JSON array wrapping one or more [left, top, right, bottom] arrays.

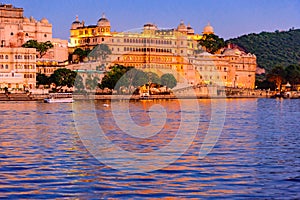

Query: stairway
[[0, 93, 33, 101]]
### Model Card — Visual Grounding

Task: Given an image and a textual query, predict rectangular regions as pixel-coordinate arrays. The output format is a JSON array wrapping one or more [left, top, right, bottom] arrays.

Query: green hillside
[[226, 29, 300, 72]]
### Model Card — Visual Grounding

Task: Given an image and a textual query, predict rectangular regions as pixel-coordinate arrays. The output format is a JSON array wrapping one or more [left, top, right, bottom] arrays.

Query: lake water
[[0, 98, 299, 199]]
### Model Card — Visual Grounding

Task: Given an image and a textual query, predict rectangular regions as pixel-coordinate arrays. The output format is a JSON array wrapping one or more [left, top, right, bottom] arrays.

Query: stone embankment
[[0, 89, 271, 101]]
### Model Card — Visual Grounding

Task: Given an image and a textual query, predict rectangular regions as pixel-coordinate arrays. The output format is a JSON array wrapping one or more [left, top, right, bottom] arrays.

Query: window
[[25, 33, 29, 36], [102, 38, 104, 42], [5, 55, 8, 59], [44, 34, 47, 38], [5, 65, 8, 69], [11, 32, 14, 36]]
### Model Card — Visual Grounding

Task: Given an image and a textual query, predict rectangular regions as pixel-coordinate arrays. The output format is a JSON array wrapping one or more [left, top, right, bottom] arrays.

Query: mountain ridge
[[226, 28, 300, 72]]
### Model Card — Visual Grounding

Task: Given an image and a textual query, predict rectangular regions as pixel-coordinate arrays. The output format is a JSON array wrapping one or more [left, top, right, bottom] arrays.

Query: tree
[[22, 40, 53, 58], [146, 72, 161, 85], [123, 68, 147, 88], [88, 43, 112, 61], [88, 44, 112, 70], [85, 74, 100, 92], [49, 68, 77, 91], [161, 73, 177, 89], [198, 34, 225, 54], [99, 65, 132, 90], [36, 73, 50, 87], [267, 65, 286, 90], [285, 64, 300, 89], [72, 48, 91, 62], [74, 74, 85, 92], [99, 65, 161, 93]]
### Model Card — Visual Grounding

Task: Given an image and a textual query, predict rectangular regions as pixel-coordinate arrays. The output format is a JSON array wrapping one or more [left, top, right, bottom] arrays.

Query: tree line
[[98, 65, 177, 93], [36, 65, 177, 94], [257, 64, 300, 90]]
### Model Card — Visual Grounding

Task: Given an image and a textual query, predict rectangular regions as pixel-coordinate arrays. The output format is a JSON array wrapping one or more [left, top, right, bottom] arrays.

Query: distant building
[[0, 4, 68, 62], [69, 14, 257, 89], [0, 3, 68, 91], [0, 47, 36, 90]]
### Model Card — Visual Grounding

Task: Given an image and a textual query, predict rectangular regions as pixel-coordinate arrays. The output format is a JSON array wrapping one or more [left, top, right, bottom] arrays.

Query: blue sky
[[2, 0, 300, 40]]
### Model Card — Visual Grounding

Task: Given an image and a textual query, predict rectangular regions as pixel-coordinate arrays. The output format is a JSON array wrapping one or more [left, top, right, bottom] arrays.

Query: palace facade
[[0, 4, 68, 62], [0, 47, 36, 90], [0, 3, 68, 91], [69, 14, 256, 89]]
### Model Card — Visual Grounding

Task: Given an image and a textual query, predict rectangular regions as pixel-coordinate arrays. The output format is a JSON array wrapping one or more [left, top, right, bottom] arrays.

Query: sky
[[2, 0, 300, 40]]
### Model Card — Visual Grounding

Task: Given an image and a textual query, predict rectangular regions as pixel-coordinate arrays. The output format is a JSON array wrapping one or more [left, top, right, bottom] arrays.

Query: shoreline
[[0, 93, 273, 101]]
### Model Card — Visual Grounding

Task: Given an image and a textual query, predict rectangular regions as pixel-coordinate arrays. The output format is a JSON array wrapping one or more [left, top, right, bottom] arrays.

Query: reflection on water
[[0, 99, 299, 199]]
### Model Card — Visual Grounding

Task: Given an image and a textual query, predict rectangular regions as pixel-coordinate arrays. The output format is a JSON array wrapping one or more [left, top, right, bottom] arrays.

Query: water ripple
[[0, 99, 299, 199]]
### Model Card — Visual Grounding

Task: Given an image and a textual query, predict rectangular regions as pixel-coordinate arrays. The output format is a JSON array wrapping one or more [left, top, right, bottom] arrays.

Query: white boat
[[44, 93, 74, 103]]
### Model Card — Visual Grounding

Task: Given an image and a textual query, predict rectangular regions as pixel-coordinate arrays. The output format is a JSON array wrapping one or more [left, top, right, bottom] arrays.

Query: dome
[[71, 15, 83, 29], [177, 20, 187, 33], [203, 22, 214, 34], [23, 17, 30, 23], [40, 17, 49, 24], [143, 23, 157, 30], [72, 15, 80, 24], [187, 24, 194, 35], [29, 16, 36, 23], [97, 13, 110, 27]]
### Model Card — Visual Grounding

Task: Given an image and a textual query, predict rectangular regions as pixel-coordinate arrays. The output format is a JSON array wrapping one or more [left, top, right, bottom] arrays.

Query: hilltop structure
[[69, 15, 256, 89]]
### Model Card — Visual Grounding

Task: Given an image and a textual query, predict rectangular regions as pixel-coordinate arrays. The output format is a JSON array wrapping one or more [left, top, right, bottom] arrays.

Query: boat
[[44, 93, 74, 103]]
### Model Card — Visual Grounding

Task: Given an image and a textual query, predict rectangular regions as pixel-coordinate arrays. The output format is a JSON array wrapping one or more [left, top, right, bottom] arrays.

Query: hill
[[226, 29, 300, 72]]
